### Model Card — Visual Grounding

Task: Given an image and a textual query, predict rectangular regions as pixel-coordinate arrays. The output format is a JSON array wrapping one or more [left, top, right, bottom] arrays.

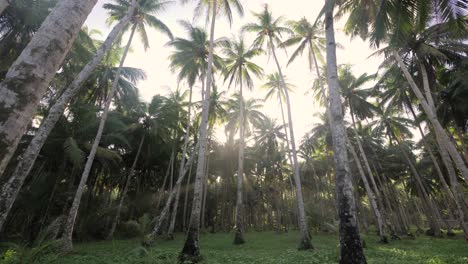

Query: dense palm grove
[[0, 0, 467, 263]]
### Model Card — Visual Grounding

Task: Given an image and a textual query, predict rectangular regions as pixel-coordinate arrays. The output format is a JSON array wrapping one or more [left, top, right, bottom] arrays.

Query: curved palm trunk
[[180, 1, 217, 262], [61, 23, 137, 253], [0, 3, 136, 232], [406, 95, 468, 238], [393, 51, 468, 183], [0, 0, 97, 178], [325, 7, 366, 264], [234, 82, 246, 244], [157, 153, 174, 210], [149, 141, 199, 244], [269, 37, 312, 250], [0, 0, 9, 14], [347, 138, 387, 243], [107, 134, 145, 240], [168, 87, 193, 239], [390, 130, 443, 236]]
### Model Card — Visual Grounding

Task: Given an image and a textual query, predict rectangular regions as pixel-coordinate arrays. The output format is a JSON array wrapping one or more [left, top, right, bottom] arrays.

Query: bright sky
[[85, 0, 383, 144]]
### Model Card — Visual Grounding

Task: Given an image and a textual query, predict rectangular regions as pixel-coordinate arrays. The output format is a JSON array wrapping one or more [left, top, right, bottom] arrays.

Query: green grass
[[3, 232, 468, 263]]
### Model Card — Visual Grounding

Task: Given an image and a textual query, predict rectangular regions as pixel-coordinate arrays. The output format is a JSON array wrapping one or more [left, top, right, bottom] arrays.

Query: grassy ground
[[3, 232, 468, 263]]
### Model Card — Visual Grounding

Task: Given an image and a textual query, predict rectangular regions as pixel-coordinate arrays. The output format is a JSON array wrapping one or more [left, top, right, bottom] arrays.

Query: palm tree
[[281, 17, 326, 96], [179, 0, 243, 261], [322, 1, 366, 262], [242, 4, 312, 250], [343, 0, 468, 183], [336, 65, 389, 242], [261, 73, 296, 188], [221, 36, 263, 244], [371, 106, 444, 237], [0, 0, 59, 78], [166, 22, 221, 235], [0, 0, 98, 178], [0, 1, 140, 232], [61, 0, 173, 252], [167, 21, 224, 96], [106, 103, 150, 240]]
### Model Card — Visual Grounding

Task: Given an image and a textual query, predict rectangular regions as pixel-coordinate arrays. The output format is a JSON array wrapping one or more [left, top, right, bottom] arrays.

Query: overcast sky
[[85, 0, 383, 144]]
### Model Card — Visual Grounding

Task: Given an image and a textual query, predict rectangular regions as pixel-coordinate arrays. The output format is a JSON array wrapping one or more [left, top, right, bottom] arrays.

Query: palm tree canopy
[[222, 35, 264, 90], [104, 0, 174, 50], [241, 4, 292, 51], [261, 72, 295, 102], [181, 0, 244, 26], [167, 21, 225, 87], [281, 17, 326, 69]]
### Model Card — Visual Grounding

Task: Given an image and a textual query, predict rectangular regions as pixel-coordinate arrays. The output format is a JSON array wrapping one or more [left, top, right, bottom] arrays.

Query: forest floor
[[2, 231, 468, 263]]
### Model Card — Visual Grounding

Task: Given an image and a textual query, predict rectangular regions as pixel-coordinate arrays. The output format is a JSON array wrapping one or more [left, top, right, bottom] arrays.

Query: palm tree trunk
[[347, 137, 387, 243], [392, 132, 443, 236], [148, 141, 199, 244], [393, 51, 468, 183], [269, 36, 313, 250], [168, 87, 193, 239], [278, 95, 296, 191], [180, 1, 217, 261], [0, 3, 136, 232], [183, 161, 194, 231], [0, 0, 98, 178], [419, 65, 467, 208], [157, 153, 174, 210], [61, 23, 137, 253], [419, 65, 468, 239], [325, 7, 366, 264], [234, 82, 246, 244], [107, 134, 145, 240], [0, 0, 10, 14]]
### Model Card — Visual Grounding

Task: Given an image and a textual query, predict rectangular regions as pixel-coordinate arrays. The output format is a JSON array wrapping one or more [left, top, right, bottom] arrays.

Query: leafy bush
[[119, 220, 142, 238]]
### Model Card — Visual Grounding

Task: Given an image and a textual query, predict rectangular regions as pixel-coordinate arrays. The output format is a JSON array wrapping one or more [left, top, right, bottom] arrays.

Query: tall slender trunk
[[107, 134, 145, 240], [168, 87, 193, 239], [325, 6, 366, 264], [61, 24, 137, 253], [347, 138, 387, 243], [391, 131, 443, 236], [269, 37, 312, 250], [180, 2, 217, 262], [393, 51, 468, 182], [149, 141, 199, 244], [419, 64, 468, 239], [201, 165, 208, 229], [234, 82, 246, 244], [278, 94, 296, 191], [0, 3, 136, 232], [0, 0, 9, 14], [157, 153, 174, 210], [0, 0, 98, 177], [183, 161, 194, 231]]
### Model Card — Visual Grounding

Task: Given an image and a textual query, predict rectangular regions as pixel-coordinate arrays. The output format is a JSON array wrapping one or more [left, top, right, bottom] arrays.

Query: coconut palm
[[179, 0, 243, 261], [0, 0, 58, 78], [261, 73, 296, 180], [321, 1, 366, 262], [0, 3, 141, 232], [0, 0, 98, 178], [242, 4, 312, 250], [167, 22, 224, 236], [61, 0, 173, 252], [281, 17, 326, 98], [221, 36, 263, 244], [336, 65, 390, 242]]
